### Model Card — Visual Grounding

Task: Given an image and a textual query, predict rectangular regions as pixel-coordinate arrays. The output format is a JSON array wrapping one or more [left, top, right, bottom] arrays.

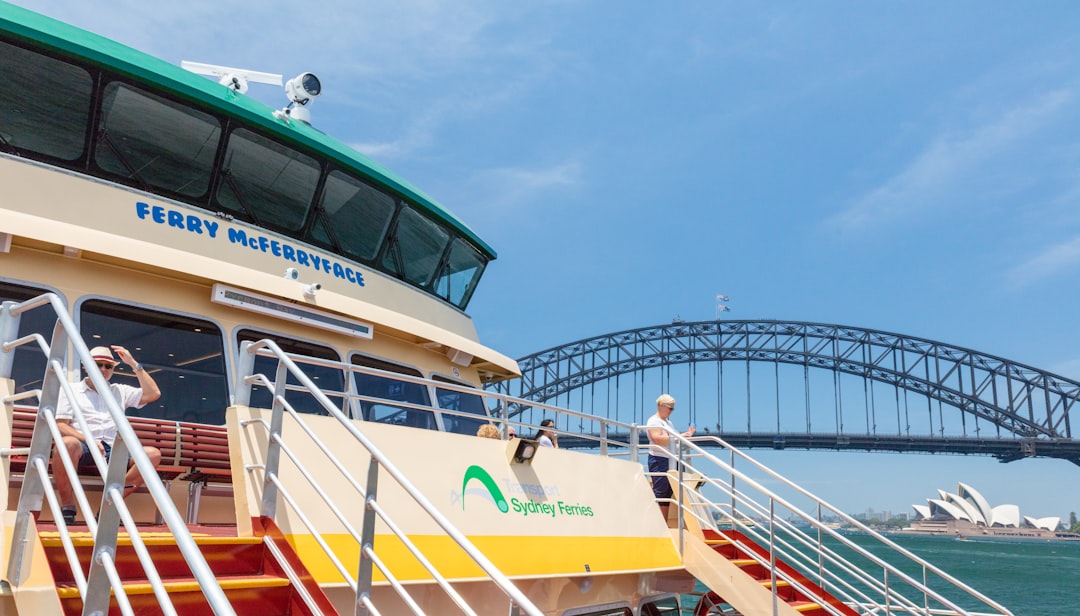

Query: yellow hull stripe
[[288, 534, 682, 583]]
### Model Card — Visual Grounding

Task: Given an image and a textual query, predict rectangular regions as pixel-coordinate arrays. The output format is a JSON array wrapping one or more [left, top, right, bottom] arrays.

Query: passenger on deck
[[646, 394, 695, 519], [534, 418, 558, 448], [476, 423, 501, 439], [507, 426, 517, 439], [52, 345, 162, 525]]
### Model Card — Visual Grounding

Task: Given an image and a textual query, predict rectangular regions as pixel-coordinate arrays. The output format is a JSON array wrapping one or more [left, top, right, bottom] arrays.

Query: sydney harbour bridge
[[490, 320, 1080, 465]]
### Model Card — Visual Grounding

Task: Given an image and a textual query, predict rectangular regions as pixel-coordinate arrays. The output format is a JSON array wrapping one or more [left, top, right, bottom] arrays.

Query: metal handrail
[[236, 339, 544, 616], [1, 295, 234, 615], [663, 430, 1014, 615]]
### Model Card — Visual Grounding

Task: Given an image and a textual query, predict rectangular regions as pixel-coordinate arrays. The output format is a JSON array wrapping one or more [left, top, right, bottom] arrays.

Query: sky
[[10, 1, 1080, 520]]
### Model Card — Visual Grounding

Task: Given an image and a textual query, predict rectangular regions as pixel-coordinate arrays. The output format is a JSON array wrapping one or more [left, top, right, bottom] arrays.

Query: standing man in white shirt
[[52, 345, 162, 525], [646, 393, 695, 519]]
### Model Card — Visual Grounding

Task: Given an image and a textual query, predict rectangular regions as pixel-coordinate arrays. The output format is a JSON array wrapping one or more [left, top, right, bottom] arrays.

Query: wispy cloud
[[1006, 235, 1080, 286], [828, 89, 1073, 232], [465, 160, 583, 215]]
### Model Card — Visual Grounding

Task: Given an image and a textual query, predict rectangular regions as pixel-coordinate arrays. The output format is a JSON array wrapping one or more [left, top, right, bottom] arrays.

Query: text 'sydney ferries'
[[458, 465, 595, 519], [134, 201, 367, 288]]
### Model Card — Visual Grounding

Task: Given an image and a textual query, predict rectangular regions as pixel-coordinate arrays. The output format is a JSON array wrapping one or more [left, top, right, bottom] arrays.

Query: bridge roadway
[[556, 432, 1080, 464]]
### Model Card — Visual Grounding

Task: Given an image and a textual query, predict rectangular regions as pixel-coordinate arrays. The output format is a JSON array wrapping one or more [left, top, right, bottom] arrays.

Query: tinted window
[[434, 377, 489, 436], [381, 206, 449, 287], [0, 282, 56, 395], [95, 82, 221, 197], [310, 170, 395, 262], [237, 330, 343, 416], [434, 238, 486, 307], [0, 40, 91, 161], [351, 356, 435, 430], [79, 300, 228, 424], [216, 128, 319, 230]]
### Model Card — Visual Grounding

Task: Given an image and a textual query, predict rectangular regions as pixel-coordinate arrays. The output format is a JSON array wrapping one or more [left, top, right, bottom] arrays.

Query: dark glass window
[[434, 238, 486, 308], [351, 355, 436, 430], [0, 282, 57, 395], [380, 206, 450, 287], [309, 170, 395, 262], [79, 300, 228, 424], [216, 128, 319, 231], [95, 82, 221, 197], [0, 40, 92, 161], [433, 377, 489, 436], [236, 330, 343, 416]]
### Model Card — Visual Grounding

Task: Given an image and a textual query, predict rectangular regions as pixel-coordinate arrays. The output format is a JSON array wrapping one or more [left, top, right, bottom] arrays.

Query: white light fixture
[[508, 439, 538, 465], [277, 72, 321, 124]]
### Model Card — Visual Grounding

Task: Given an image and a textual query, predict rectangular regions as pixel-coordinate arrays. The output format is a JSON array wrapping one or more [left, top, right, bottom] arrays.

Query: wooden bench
[[6, 407, 232, 522]]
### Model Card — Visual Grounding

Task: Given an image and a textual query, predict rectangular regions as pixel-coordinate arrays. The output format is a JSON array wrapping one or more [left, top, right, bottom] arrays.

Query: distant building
[[910, 482, 1058, 531]]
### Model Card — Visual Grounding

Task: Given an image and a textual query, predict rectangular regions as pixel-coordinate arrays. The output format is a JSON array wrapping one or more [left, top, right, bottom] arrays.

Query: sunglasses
[[95, 362, 116, 370]]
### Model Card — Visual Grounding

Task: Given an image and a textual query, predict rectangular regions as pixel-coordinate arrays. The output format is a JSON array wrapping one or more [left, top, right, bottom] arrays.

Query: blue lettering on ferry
[[137, 202, 366, 290], [228, 228, 249, 245], [136, 202, 221, 238], [167, 210, 184, 229]]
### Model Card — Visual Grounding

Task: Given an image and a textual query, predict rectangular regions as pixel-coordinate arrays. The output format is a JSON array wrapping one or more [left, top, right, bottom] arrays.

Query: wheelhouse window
[[433, 376, 490, 436], [351, 355, 436, 430], [215, 128, 320, 231], [0, 281, 58, 395], [95, 82, 221, 198], [381, 206, 450, 287], [79, 300, 228, 424], [433, 238, 486, 307], [309, 170, 395, 263], [0, 40, 92, 161], [236, 330, 344, 416]]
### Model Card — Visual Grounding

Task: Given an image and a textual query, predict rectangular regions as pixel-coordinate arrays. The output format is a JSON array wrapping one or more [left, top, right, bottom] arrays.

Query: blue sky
[[13, 1, 1080, 520]]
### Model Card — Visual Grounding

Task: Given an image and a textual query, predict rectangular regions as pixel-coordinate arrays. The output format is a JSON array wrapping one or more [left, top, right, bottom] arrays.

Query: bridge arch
[[493, 320, 1080, 463]]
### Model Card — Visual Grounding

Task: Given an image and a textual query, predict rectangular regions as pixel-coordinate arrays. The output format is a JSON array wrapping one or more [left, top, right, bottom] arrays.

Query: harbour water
[[837, 534, 1079, 616], [874, 534, 1080, 616], [691, 533, 1079, 615]]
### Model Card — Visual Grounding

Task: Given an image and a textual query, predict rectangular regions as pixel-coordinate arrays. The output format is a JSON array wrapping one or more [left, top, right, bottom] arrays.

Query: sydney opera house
[[905, 482, 1077, 540], [912, 482, 1059, 530]]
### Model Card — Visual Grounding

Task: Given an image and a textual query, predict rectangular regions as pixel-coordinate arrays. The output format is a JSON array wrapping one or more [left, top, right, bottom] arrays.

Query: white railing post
[[0, 300, 20, 378], [260, 358, 290, 519], [355, 458, 379, 616], [6, 320, 66, 584], [235, 340, 257, 406]]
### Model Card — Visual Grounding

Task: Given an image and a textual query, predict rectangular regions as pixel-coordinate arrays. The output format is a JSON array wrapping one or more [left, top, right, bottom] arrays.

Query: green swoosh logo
[[462, 465, 509, 513]]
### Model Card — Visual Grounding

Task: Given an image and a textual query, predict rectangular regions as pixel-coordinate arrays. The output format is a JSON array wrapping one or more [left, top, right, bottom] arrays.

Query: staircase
[[38, 520, 335, 616], [695, 529, 858, 616]]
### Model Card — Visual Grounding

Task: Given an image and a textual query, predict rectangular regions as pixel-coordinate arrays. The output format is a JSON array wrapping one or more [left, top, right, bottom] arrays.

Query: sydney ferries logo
[[457, 465, 510, 513], [453, 465, 595, 519]]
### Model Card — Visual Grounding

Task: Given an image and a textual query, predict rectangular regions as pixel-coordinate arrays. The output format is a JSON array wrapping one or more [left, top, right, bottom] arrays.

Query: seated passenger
[[52, 345, 163, 525]]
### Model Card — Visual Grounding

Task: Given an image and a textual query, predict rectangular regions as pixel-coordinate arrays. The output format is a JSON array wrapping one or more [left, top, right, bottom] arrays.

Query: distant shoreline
[[895, 519, 1080, 542]]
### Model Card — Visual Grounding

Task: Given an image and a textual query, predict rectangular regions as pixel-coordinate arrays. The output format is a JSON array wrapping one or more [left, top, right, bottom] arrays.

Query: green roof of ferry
[[0, 1, 496, 260]]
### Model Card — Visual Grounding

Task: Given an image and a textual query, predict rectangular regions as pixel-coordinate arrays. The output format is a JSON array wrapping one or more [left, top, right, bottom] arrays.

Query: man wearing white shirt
[[646, 393, 695, 518], [53, 345, 162, 525]]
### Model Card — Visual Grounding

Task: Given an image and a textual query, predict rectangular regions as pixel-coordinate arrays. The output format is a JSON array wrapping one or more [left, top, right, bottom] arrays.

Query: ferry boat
[[0, 3, 1017, 614]]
